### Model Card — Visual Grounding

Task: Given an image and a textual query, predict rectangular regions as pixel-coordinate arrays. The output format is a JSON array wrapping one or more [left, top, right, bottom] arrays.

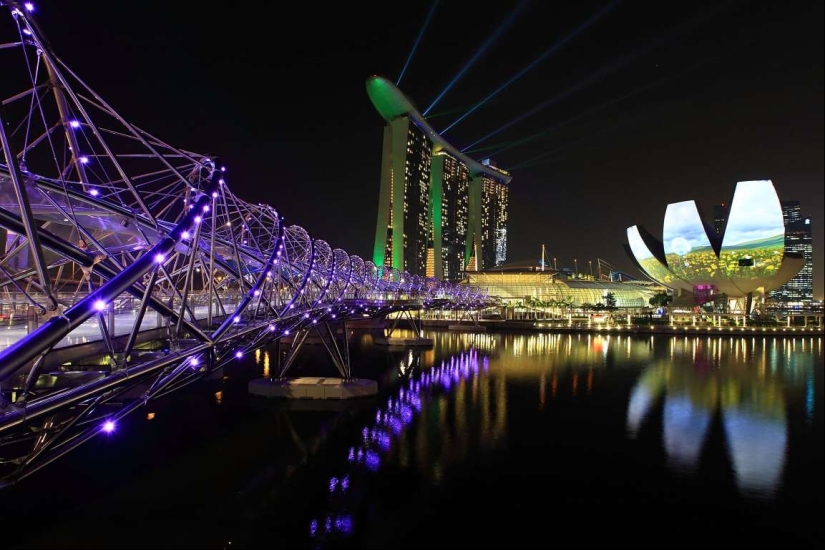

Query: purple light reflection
[[364, 450, 380, 471], [310, 349, 485, 540]]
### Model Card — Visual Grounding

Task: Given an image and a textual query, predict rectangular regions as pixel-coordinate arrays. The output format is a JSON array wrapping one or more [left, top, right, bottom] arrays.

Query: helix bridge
[[0, 2, 490, 486]]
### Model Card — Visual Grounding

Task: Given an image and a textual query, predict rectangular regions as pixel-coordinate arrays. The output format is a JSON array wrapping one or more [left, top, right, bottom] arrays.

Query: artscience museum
[[625, 180, 804, 310]]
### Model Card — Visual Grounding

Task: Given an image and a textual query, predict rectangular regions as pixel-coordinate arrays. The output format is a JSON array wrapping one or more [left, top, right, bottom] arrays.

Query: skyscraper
[[470, 161, 509, 271], [373, 116, 431, 275], [770, 201, 813, 305], [713, 203, 729, 237], [368, 76, 512, 280], [431, 151, 469, 280]]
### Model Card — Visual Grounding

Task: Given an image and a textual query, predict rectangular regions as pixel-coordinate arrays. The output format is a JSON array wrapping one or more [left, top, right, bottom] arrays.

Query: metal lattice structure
[[0, 2, 489, 486]]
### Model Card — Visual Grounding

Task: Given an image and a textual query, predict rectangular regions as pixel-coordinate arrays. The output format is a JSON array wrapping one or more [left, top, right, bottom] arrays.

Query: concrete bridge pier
[[374, 309, 433, 347], [249, 320, 377, 400]]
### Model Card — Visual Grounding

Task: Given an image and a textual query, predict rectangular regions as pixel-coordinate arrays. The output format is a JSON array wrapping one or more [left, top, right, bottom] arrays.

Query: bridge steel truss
[[0, 3, 490, 486]]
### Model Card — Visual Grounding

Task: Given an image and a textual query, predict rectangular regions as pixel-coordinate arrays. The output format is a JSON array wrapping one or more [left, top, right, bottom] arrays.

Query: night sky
[[30, 0, 824, 297]]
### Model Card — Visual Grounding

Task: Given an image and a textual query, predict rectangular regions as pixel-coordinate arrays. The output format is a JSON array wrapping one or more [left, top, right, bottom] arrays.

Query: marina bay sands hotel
[[367, 76, 512, 281]]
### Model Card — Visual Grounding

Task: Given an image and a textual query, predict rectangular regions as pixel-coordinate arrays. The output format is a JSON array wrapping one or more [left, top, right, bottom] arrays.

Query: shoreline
[[422, 319, 824, 337]]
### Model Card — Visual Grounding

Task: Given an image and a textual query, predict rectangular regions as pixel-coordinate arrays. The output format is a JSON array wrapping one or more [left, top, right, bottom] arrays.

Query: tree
[[649, 291, 672, 308], [604, 292, 618, 311]]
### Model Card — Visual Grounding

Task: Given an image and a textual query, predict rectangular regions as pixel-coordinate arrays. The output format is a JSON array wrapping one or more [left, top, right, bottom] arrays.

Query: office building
[[770, 201, 813, 305]]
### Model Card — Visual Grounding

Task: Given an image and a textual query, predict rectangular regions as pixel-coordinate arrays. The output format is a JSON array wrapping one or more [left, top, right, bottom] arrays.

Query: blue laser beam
[[461, 53, 637, 151], [475, 68, 690, 157], [423, 0, 530, 116], [505, 101, 674, 171], [441, 0, 620, 135], [463, 1, 735, 152], [474, 14, 756, 159], [397, 0, 441, 86]]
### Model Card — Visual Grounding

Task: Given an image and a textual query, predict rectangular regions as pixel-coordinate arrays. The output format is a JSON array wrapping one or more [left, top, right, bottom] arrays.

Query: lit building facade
[[470, 159, 509, 271], [466, 268, 662, 308], [625, 180, 805, 313], [373, 116, 431, 275], [368, 76, 511, 280], [769, 201, 813, 305], [431, 152, 470, 280], [713, 203, 729, 237]]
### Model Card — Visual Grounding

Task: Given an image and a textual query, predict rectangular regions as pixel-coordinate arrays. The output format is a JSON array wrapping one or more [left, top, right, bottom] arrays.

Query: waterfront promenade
[[424, 318, 824, 337]]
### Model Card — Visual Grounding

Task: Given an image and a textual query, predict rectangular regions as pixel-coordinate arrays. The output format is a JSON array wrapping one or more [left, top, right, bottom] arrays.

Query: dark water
[[3, 331, 823, 549]]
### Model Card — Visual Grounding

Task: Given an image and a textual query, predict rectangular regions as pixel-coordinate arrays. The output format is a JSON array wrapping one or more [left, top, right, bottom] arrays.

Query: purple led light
[[24, 3, 34, 12], [79, 156, 89, 164], [194, 215, 202, 224], [233, 316, 240, 323], [212, 192, 218, 198], [335, 515, 353, 535], [102, 420, 115, 433], [365, 450, 380, 472], [181, 231, 190, 239], [235, 351, 243, 359], [284, 330, 290, 335], [190, 356, 200, 367], [154, 253, 165, 264], [69, 120, 80, 128], [89, 188, 98, 196], [93, 299, 107, 311]]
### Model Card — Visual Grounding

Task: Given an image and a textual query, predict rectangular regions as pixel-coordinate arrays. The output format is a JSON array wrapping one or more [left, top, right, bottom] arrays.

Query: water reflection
[[308, 349, 499, 544], [627, 337, 819, 497], [285, 333, 817, 546]]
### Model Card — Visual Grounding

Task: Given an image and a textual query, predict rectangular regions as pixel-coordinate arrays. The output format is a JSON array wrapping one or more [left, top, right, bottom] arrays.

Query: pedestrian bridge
[[0, 3, 490, 486]]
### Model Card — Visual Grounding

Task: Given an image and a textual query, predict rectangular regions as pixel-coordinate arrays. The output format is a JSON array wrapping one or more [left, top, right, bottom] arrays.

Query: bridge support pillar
[[375, 309, 433, 347], [278, 322, 351, 379], [448, 308, 487, 332], [249, 321, 377, 400]]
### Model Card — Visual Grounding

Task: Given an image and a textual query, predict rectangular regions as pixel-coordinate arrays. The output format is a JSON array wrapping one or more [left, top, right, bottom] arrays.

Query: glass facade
[[466, 271, 660, 308], [769, 201, 813, 305], [440, 154, 469, 281], [479, 175, 509, 270], [373, 117, 510, 280], [713, 203, 729, 237], [375, 117, 431, 277], [402, 122, 431, 275]]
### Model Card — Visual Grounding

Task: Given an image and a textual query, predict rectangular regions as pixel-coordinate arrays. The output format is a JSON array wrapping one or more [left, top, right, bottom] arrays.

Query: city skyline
[[27, 0, 824, 297]]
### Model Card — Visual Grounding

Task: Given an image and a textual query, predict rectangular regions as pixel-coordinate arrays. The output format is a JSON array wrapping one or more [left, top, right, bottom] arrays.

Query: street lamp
[[553, 257, 557, 271], [574, 259, 578, 277]]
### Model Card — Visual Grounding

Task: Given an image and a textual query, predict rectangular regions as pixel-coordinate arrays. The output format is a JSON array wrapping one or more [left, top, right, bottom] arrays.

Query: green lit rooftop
[[366, 75, 512, 184]]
